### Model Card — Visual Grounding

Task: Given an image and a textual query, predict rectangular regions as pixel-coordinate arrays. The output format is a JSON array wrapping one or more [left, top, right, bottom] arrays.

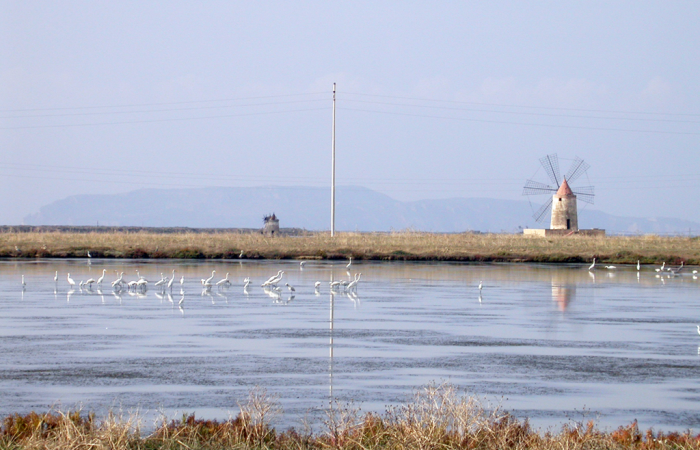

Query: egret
[[478, 281, 483, 292], [347, 273, 361, 291], [67, 273, 75, 287], [605, 265, 616, 270], [285, 283, 296, 292], [655, 262, 666, 273], [697, 325, 700, 336], [693, 270, 698, 275], [216, 272, 231, 286], [670, 261, 684, 274], [154, 274, 167, 287], [21, 275, 26, 287], [330, 280, 342, 289], [167, 270, 176, 290], [53, 271, 58, 283], [346, 257, 353, 270], [85, 278, 96, 288], [239, 250, 244, 259], [261, 270, 283, 287], [87, 250, 92, 258], [243, 277, 251, 289], [314, 281, 321, 289], [637, 260, 640, 271], [96, 269, 106, 286], [300, 261, 306, 269], [180, 275, 185, 286], [202, 270, 216, 286], [111, 272, 124, 287], [136, 270, 148, 282], [588, 258, 596, 271]]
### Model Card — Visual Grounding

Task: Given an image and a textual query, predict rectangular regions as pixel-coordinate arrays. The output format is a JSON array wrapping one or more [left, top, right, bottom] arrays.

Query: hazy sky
[[2, 2, 699, 226]]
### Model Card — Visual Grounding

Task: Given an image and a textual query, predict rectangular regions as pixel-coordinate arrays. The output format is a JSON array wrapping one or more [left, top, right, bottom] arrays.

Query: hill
[[23, 186, 700, 235]]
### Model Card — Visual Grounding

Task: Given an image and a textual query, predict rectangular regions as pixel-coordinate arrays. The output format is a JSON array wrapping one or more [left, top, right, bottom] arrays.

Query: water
[[1, 259, 699, 432]]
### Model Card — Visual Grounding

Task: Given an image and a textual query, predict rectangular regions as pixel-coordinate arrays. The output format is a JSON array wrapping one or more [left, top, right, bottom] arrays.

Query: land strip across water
[[0, 228, 698, 265]]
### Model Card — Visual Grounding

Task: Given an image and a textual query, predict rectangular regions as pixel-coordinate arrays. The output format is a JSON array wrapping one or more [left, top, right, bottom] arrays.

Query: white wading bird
[[96, 269, 107, 286], [261, 270, 283, 287], [203, 270, 216, 285], [67, 273, 75, 287], [167, 270, 176, 290], [216, 272, 231, 286]]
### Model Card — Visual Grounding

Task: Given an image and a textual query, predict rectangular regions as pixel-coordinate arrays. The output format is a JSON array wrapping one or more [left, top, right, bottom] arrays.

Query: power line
[[342, 91, 700, 117], [0, 92, 327, 113], [338, 107, 700, 136], [0, 99, 327, 119], [343, 99, 700, 125], [0, 107, 329, 130], [0, 162, 697, 186]]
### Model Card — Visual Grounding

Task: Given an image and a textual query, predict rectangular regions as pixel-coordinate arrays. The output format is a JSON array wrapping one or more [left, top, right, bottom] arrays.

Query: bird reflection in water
[[215, 291, 229, 304], [263, 287, 282, 303], [201, 288, 215, 304]]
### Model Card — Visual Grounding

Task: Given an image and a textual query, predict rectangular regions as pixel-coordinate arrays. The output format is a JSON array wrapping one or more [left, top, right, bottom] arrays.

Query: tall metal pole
[[331, 83, 336, 237]]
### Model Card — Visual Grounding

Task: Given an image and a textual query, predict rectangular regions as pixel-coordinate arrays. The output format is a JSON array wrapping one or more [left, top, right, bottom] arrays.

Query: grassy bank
[[1, 385, 697, 450], [1, 230, 699, 265]]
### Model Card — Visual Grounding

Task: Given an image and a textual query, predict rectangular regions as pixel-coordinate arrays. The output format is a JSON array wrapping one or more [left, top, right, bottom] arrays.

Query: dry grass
[[1, 230, 699, 264], [1, 384, 698, 449]]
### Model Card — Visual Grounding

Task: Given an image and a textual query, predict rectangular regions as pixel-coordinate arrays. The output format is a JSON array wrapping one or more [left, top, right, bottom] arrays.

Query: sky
[[2, 2, 699, 227]]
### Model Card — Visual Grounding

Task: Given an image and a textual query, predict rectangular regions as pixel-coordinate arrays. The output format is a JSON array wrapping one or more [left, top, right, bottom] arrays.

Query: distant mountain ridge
[[23, 185, 700, 235]]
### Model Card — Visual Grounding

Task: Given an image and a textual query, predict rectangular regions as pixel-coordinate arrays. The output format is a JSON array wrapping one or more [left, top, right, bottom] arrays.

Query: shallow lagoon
[[0, 259, 699, 432]]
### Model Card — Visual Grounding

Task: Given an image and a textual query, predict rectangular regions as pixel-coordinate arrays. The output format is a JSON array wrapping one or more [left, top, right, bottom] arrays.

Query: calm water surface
[[1, 259, 699, 432]]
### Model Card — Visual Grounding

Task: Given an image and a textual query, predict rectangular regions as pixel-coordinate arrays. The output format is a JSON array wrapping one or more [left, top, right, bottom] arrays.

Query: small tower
[[262, 213, 279, 236], [550, 178, 578, 231]]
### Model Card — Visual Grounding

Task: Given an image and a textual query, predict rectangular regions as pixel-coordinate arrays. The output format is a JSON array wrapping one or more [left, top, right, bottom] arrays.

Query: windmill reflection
[[551, 272, 576, 312]]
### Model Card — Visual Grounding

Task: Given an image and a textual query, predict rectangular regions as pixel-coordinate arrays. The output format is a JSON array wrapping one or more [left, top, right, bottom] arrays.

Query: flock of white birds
[[21, 257, 367, 303], [17, 257, 699, 333]]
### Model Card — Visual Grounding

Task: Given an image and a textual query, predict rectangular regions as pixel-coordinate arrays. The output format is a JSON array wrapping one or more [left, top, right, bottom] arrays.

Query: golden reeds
[[1, 230, 699, 264], [2, 384, 698, 449]]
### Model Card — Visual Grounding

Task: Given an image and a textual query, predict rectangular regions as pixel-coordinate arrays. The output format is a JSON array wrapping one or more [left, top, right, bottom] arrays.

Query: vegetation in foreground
[[1, 384, 697, 450], [1, 230, 699, 265]]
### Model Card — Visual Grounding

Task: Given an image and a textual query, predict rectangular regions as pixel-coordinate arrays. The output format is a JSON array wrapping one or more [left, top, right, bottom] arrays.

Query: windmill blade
[[565, 157, 590, 185], [523, 179, 557, 196], [533, 197, 553, 222], [539, 154, 561, 187], [572, 185, 595, 205]]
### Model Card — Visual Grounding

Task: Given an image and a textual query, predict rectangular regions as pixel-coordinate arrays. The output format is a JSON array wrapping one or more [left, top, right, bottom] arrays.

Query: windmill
[[522, 154, 594, 230]]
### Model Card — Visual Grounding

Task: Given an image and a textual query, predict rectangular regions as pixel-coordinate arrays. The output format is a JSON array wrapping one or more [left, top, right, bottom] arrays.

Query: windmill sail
[[564, 157, 590, 185], [532, 197, 553, 222], [539, 154, 561, 187], [522, 179, 557, 196], [523, 153, 595, 223]]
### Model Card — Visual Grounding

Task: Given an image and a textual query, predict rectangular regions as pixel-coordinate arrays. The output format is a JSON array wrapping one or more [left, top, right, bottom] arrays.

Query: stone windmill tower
[[522, 154, 603, 236], [550, 178, 578, 230]]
